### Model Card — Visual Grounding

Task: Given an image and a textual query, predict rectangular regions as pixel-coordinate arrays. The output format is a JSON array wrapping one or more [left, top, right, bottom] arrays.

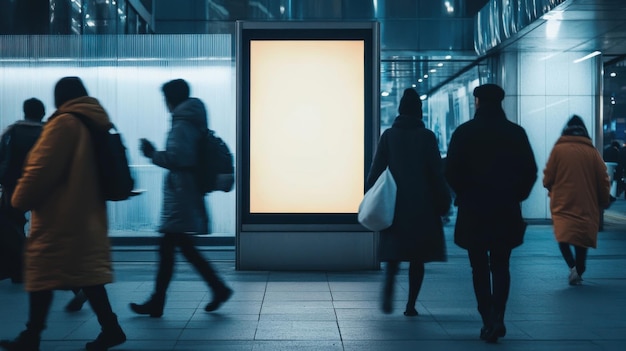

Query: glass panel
[[0, 34, 235, 237]]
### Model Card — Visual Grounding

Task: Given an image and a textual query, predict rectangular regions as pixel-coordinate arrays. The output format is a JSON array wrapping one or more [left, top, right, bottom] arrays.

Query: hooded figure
[[543, 115, 611, 286], [1, 76, 127, 351], [367, 88, 451, 317], [130, 78, 233, 319]]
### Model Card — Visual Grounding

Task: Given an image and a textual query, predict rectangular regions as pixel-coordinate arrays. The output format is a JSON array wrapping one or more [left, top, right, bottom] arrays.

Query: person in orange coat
[[0, 77, 126, 351], [543, 115, 611, 286]]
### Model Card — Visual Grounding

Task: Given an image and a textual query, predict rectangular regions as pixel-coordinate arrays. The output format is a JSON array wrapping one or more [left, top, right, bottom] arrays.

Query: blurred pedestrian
[[0, 76, 126, 351], [445, 83, 537, 343], [368, 88, 451, 316], [543, 115, 611, 286], [603, 140, 621, 199], [0, 98, 45, 284], [130, 79, 232, 318]]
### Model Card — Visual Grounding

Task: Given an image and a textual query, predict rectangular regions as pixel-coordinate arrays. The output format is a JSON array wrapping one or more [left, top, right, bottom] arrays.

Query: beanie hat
[[398, 88, 422, 117], [563, 114, 590, 138], [567, 115, 585, 128], [54, 76, 88, 108], [473, 84, 505, 105]]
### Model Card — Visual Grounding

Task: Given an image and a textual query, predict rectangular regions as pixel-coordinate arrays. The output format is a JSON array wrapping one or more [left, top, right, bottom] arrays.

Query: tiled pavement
[[2, 201, 626, 350]]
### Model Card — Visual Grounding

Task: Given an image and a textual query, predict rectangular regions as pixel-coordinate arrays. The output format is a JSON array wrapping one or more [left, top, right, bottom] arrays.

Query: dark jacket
[[445, 106, 537, 250], [367, 115, 451, 262], [151, 98, 209, 234], [0, 120, 44, 190]]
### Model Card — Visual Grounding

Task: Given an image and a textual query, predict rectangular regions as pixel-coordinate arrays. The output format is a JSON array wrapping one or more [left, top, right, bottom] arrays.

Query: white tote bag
[[358, 167, 397, 231]]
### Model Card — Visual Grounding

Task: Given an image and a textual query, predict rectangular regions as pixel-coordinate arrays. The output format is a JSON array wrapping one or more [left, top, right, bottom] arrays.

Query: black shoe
[[403, 306, 418, 317], [85, 326, 126, 351], [65, 290, 88, 312], [479, 326, 489, 340], [205, 287, 233, 312], [484, 322, 506, 343], [0, 330, 40, 351], [129, 297, 164, 318]]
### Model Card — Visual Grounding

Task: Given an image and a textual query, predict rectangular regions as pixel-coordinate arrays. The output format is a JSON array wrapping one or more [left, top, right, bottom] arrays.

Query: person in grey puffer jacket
[[130, 79, 232, 318]]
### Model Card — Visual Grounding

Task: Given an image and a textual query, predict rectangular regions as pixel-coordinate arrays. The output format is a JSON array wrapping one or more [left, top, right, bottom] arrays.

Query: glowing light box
[[238, 23, 377, 224]]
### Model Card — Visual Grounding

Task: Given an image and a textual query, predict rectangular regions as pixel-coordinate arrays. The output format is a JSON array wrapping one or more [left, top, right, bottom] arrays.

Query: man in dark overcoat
[[445, 83, 537, 343]]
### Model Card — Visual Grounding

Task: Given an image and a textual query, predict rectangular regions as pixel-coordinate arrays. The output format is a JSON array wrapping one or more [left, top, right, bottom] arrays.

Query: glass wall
[[425, 67, 481, 154], [0, 34, 234, 237], [603, 58, 626, 148]]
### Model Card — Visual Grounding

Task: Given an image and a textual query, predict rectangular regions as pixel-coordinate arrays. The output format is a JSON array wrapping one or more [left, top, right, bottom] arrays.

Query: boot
[[85, 314, 126, 351], [0, 329, 41, 351], [381, 263, 398, 314], [129, 294, 165, 318], [484, 312, 506, 344], [205, 286, 233, 312], [65, 290, 88, 312], [478, 307, 492, 340]]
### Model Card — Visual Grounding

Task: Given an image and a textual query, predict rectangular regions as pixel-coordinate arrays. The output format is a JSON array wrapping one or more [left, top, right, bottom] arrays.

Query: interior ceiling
[[385, 0, 626, 98]]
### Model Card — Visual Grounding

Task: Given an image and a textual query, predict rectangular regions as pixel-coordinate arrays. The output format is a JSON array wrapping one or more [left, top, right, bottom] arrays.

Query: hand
[[139, 138, 156, 158]]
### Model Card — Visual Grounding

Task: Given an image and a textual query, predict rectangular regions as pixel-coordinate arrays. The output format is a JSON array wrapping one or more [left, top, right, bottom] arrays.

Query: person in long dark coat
[[445, 83, 537, 343], [367, 88, 451, 316], [129, 79, 232, 318]]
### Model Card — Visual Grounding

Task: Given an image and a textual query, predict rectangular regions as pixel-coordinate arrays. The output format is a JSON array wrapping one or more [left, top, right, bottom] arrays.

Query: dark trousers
[[385, 260, 425, 308], [154, 233, 225, 299], [467, 247, 512, 325], [558, 242, 588, 276], [26, 285, 117, 334], [0, 191, 26, 282]]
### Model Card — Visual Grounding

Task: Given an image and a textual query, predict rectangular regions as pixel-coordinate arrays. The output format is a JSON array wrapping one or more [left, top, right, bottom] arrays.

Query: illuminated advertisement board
[[238, 23, 377, 225]]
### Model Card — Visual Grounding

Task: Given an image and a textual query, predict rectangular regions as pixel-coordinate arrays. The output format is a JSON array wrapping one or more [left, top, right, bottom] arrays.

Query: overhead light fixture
[[411, 84, 416, 88], [418, 79, 423, 83], [437, 63, 443, 67], [444, 1, 454, 13], [445, 55, 452, 60], [610, 72, 617, 77], [430, 69, 437, 73], [381, 91, 389, 97], [423, 74, 429, 78], [420, 94, 427, 100], [573, 51, 601, 63]]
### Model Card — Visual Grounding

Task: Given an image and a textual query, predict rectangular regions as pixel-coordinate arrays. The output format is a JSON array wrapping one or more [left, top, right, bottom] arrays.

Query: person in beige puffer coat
[[543, 115, 611, 286], [0, 77, 126, 351]]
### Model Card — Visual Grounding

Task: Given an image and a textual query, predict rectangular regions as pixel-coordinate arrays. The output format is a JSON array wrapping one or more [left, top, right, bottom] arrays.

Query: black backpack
[[72, 113, 135, 201], [196, 129, 234, 193]]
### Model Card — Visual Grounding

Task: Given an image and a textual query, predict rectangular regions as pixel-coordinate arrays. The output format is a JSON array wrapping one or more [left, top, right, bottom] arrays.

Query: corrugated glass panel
[[0, 34, 235, 237]]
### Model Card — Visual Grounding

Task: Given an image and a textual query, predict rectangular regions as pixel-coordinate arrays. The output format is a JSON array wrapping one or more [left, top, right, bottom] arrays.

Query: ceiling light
[[424, 74, 429, 78], [411, 84, 416, 88], [610, 72, 617, 77], [437, 63, 443, 67], [445, 55, 452, 60], [420, 95, 427, 100], [381, 91, 389, 97], [430, 69, 437, 73], [418, 79, 423, 83], [573, 51, 601, 63]]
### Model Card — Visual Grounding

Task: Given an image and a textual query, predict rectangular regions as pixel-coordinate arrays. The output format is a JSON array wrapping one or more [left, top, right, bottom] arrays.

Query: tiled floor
[[2, 202, 626, 351]]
